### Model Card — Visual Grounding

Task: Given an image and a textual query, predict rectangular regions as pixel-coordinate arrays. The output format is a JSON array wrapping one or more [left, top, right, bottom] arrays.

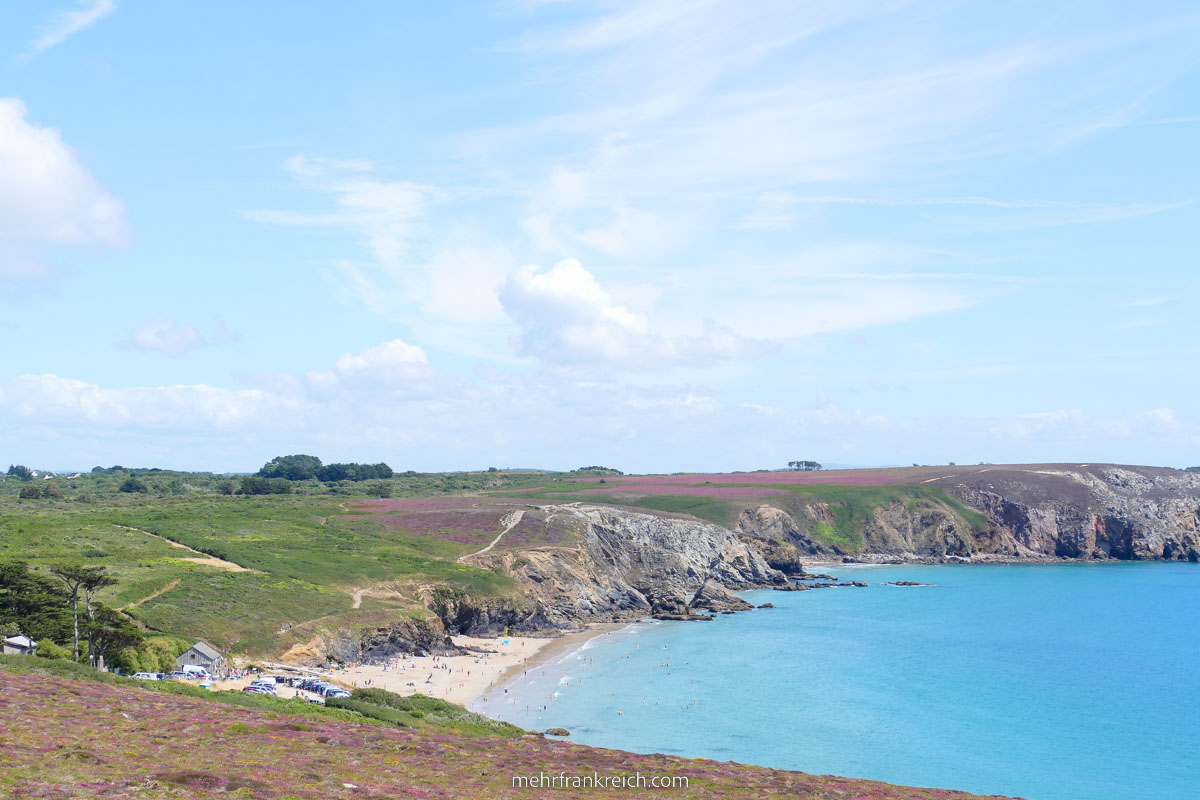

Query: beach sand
[[212, 625, 629, 710], [279, 634, 559, 707]]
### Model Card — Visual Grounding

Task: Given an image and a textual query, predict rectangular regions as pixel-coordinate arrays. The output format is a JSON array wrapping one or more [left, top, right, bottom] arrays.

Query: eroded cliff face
[[421, 465, 1198, 637], [735, 465, 1200, 564], [939, 466, 1200, 560], [432, 505, 787, 635]]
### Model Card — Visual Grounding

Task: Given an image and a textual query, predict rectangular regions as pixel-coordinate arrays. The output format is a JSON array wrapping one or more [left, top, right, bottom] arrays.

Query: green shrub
[[119, 478, 149, 494], [345, 687, 524, 737], [19, 485, 40, 500], [35, 640, 71, 660], [325, 697, 418, 728]]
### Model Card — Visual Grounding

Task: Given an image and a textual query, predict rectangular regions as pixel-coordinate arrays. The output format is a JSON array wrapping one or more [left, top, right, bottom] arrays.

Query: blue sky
[[1, 0, 1197, 473]]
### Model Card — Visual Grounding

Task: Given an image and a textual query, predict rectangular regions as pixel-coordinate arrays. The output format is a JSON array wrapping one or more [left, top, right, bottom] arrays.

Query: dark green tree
[[258, 454, 323, 480], [43, 483, 63, 499], [787, 460, 823, 471], [0, 562, 72, 644], [18, 484, 40, 499], [79, 569, 118, 667], [85, 606, 143, 669], [237, 476, 291, 495], [118, 477, 149, 493], [7, 464, 33, 481], [49, 565, 94, 661]]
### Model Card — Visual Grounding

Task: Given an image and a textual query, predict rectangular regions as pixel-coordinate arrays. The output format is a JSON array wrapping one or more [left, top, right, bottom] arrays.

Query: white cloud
[[499, 258, 770, 368], [0, 373, 286, 429], [244, 155, 431, 314], [304, 338, 449, 398], [0, 97, 128, 276], [129, 319, 202, 357], [26, 0, 116, 57]]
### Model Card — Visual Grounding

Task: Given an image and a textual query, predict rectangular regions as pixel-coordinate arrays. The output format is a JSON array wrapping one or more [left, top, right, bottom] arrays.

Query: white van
[[181, 665, 210, 679]]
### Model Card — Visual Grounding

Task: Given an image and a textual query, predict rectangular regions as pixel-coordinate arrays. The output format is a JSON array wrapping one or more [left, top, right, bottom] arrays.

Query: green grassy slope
[[0, 476, 535, 653]]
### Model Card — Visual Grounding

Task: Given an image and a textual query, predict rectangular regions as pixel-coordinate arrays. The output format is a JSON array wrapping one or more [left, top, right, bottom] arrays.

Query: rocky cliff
[[433, 504, 788, 635], [735, 464, 1200, 564], [420, 464, 1198, 637]]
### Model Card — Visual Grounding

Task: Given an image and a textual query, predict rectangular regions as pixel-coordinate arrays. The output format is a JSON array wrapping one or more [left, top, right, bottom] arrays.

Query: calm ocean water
[[475, 563, 1200, 800]]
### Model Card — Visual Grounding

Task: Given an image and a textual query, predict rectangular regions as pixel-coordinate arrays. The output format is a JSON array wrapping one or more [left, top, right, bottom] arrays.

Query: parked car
[[325, 689, 351, 699], [242, 685, 270, 694], [165, 671, 190, 681], [131, 672, 161, 680]]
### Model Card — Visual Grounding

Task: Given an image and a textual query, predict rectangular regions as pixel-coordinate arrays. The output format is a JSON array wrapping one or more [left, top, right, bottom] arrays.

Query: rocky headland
[[412, 464, 1199, 638]]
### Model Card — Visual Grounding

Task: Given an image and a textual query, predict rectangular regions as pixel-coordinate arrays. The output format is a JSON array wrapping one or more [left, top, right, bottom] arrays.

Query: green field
[[2, 464, 991, 655], [0, 468, 549, 653]]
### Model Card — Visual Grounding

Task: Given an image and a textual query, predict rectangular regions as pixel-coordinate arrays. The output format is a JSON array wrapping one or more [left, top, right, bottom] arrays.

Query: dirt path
[[115, 525, 258, 572], [458, 510, 524, 563], [348, 586, 407, 609], [118, 578, 181, 611]]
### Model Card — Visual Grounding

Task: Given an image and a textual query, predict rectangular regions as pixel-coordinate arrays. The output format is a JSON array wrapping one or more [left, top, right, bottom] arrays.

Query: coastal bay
[[477, 563, 1200, 800]]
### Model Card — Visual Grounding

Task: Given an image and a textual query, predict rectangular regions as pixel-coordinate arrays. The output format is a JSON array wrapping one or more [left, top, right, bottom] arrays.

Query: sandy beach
[[210, 625, 629, 710], [324, 634, 556, 707]]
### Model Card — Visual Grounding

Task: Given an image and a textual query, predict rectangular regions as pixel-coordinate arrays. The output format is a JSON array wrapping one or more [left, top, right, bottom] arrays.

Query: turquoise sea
[[475, 564, 1200, 800]]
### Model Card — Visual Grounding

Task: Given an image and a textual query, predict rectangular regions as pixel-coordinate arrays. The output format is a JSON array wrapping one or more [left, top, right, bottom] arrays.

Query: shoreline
[[328, 633, 558, 707], [470, 621, 636, 716]]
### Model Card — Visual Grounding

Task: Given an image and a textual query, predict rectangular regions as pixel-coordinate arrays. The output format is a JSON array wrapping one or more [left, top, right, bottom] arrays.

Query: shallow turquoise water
[[476, 563, 1200, 800]]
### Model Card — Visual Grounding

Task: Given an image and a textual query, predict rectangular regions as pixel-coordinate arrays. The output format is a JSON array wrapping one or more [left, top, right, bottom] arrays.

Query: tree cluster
[[17, 483, 62, 500], [7, 464, 33, 481], [237, 476, 293, 495], [257, 454, 394, 482], [787, 460, 823, 471], [0, 562, 142, 668], [570, 466, 624, 475], [119, 477, 149, 494]]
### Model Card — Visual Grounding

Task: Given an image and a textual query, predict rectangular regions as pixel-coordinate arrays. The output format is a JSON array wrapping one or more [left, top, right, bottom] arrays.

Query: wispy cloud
[[127, 319, 238, 357], [26, 0, 116, 57]]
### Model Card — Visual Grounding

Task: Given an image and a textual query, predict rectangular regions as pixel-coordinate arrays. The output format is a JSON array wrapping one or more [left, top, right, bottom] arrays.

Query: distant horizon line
[[6, 460, 1196, 478]]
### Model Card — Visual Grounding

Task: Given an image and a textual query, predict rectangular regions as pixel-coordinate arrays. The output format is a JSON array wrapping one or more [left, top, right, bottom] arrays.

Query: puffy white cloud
[[129, 319, 202, 357], [0, 374, 287, 429], [499, 258, 770, 368], [333, 338, 428, 373], [0, 97, 128, 276], [26, 0, 116, 57], [304, 338, 448, 397]]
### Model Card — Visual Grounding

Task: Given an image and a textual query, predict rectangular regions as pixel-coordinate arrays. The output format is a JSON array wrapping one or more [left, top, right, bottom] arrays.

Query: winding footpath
[[458, 510, 525, 563], [114, 524, 257, 572]]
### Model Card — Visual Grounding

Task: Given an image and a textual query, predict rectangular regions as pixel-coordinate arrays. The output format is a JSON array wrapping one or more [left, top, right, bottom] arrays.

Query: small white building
[[3, 634, 38, 656]]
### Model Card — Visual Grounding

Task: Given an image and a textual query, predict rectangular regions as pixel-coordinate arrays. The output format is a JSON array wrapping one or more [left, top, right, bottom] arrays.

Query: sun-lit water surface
[[475, 563, 1200, 800]]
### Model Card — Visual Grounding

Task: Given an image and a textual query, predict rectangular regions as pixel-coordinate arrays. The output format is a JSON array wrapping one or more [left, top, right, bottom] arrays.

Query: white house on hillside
[[3, 634, 37, 656]]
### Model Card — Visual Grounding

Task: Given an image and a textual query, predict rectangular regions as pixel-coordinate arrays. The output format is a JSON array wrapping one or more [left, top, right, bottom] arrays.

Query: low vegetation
[[1, 457, 993, 656], [0, 660, 1009, 799]]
